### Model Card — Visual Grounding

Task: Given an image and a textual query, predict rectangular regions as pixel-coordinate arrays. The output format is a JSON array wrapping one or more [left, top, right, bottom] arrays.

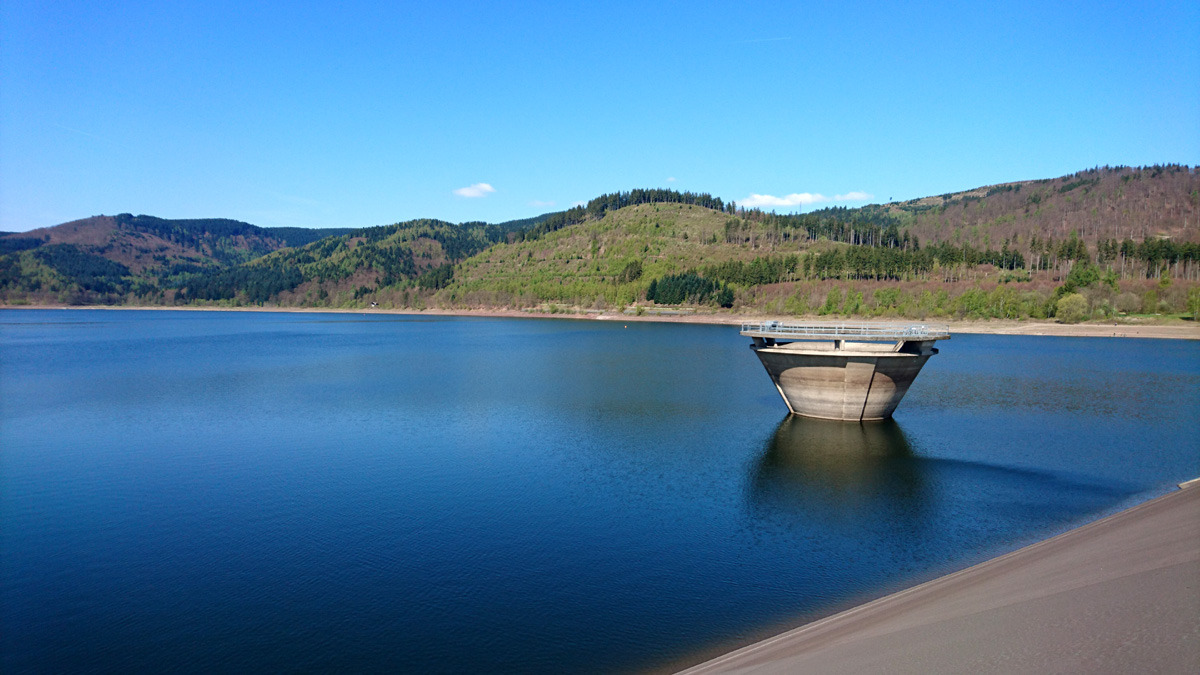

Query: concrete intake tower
[[742, 321, 950, 421]]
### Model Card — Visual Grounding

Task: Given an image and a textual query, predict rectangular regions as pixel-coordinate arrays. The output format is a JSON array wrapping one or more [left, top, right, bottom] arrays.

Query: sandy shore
[[674, 480, 1200, 674], [4, 304, 1199, 340]]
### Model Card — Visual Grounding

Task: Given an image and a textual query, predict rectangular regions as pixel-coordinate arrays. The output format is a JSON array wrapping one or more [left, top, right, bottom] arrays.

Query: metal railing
[[740, 320, 950, 341]]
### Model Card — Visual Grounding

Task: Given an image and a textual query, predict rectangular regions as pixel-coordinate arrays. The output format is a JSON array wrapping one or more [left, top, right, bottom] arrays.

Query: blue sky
[[2, 0, 1197, 231]]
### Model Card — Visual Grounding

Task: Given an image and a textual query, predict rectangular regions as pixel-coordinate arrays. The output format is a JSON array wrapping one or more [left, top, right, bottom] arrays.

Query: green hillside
[[171, 219, 507, 306], [3, 166, 1198, 322], [425, 170, 1199, 321], [448, 202, 759, 308]]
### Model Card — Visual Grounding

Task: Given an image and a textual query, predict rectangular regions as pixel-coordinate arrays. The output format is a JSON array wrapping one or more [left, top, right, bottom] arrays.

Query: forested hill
[[161, 218, 509, 305], [0, 214, 353, 304], [4, 215, 307, 268], [802, 164, 1197, 250], [364, 169, 1199, 320], [263, 227, 356, 247], [2, 166, 1198, 321]]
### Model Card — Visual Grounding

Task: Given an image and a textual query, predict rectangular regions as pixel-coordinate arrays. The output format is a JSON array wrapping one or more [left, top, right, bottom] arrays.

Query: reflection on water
[[751, 416, 924, 520], [745, 412, 1136, 579]]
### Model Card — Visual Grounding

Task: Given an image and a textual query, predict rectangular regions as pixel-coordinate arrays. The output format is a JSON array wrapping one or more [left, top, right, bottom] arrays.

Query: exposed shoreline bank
[[4, 303, 1198, 340], [672, 479, 1200, 674]]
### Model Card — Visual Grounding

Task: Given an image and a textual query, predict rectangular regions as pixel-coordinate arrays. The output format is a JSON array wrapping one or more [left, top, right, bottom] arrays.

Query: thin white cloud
[[529, 200, 556, 207], [453, 183, 496, 198], [741, 192, 829, 208], [666, 177, 676, 182], [741, 190, 874, 209]]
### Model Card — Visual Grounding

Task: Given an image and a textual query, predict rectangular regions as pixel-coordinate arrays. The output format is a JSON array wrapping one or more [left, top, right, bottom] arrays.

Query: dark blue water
[[2, 310, 1198, 673]]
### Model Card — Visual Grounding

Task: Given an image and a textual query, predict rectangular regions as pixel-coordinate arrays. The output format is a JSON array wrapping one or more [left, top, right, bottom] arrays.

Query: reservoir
[[2, 310, 1198, 673]]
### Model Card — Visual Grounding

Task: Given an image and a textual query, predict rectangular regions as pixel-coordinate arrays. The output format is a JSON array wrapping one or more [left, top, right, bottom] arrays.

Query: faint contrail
[[52, 123, 109, 143], [732, 36, 792, 45]]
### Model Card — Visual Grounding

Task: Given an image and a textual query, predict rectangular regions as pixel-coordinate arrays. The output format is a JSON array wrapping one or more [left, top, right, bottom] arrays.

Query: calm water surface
[[2, 310, 1198, 673]]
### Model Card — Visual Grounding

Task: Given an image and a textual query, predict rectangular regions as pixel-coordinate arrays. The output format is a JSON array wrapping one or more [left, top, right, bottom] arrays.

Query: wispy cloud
[[741, 190, 874, 209], [453, 183, 496, 198], [529, 200, 555, 207], [666, 177, 676, 183], [741, 192, 829, 208]]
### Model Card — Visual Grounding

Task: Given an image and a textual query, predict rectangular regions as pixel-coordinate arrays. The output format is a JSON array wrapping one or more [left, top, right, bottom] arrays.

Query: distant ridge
[[264, 227, 355, 248], [493, 211, 562, 234], [809, 164, 1197, 247], [2, 165, 1197, 320]]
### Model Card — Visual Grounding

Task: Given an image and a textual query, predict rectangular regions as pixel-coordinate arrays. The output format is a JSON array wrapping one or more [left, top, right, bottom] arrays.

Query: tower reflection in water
[[749, 416, 928, 525]]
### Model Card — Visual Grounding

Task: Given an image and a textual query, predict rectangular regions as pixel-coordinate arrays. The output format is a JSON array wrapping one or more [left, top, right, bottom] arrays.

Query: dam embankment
[[676, 480, 1200, 674]]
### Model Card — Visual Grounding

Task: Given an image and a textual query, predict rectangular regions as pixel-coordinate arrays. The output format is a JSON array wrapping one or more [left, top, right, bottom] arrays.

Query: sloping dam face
[[752, 340, 940, 421]]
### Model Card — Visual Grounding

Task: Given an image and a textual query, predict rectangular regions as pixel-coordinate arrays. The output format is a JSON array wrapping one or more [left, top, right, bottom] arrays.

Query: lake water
[[2, 309, 1198, 673]]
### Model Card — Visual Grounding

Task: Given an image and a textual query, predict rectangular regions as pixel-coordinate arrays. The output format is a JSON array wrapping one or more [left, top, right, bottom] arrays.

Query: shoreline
[[3, 303, 1198, 340], [671, 480, 1200, 674]]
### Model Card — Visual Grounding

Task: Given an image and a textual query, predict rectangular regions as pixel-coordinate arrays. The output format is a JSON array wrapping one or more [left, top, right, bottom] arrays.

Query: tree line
[[174, 264, 304, 304], [1025, 231, 1200, 280], [516, 189, 730, 242], [698, 241, 1027, 288], [646, 273, 734, 307]]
